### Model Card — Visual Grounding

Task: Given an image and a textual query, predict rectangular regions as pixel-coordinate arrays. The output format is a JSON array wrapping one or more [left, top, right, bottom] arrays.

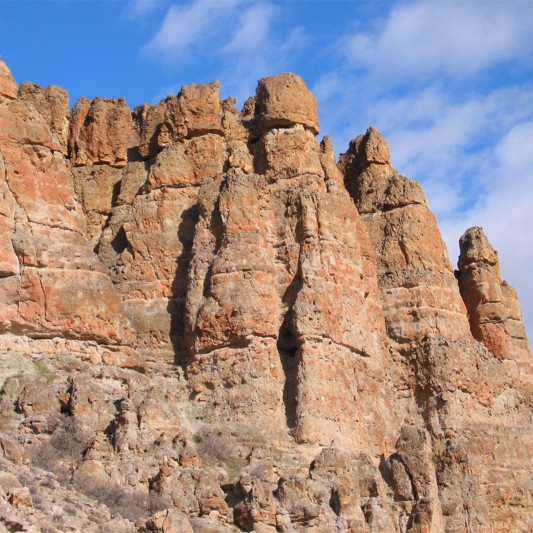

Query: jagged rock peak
[[340, 126, 427, 214], [457, 226, 531, 362], [0, 60, 18, 100], [458, 226, 498, 268], [255, 72, 319, 135], [339, 126, 391, 176]]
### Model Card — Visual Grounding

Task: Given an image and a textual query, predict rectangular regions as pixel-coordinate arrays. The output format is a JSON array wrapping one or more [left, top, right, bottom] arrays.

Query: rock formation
[[0, 61, 531, 532], [457, 226, 531, 364]]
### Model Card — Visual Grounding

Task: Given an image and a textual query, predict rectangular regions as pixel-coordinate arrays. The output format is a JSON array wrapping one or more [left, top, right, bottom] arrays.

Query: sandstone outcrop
[[0, 64, 531, 533], [0, 67, 134, 348], [457, 226, 531, 363], [340, 126, 533, 532]]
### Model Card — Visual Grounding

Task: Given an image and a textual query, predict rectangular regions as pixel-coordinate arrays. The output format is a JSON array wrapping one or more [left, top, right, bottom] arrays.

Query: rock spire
[[0, 63, 531, 532]]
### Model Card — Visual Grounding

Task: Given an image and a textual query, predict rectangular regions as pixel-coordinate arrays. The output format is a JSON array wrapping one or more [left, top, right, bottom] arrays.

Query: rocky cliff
[[0, 61, 531, 533]]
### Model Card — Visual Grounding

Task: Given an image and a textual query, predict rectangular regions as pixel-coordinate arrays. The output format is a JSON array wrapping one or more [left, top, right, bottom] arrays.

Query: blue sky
[[2, 0, 533, 339]]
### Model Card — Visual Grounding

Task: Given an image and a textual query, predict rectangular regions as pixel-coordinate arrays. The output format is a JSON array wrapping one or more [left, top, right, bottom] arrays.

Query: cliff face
[[0, 61, 531, 533]]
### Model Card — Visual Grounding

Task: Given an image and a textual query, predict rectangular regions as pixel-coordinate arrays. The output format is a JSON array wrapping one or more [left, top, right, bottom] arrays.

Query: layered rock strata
[[184, 74, 396, 454], [339, 127, 471, 347], [0, 61, 532, 533]]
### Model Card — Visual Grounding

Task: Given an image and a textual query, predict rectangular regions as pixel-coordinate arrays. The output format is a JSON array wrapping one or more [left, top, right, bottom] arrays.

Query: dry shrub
[[195, 427, 233, 462], [75, 474, 170, 521], [31, 413, 92, 478]]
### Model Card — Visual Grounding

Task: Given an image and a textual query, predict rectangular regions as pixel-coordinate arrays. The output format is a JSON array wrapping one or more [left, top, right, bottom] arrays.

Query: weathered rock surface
[[0, 64, 531, 533], [340, 126, 471, 346], [255, 73, 319, 135], [0, 70, 133, 347], [69, 96, 131, 167], [340, 126, 533, 533], [457, 226, 531, 363], [0, 61, 18, 100]]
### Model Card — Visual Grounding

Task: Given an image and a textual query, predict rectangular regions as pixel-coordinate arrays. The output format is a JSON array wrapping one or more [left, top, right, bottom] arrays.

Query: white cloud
[[223, 2, 275, 55], [143, 0, 244, 58], [314, 0, 533, 341], [344, 0, 533, 80], [439, 119, 533, 339], [125, 0, 160, 19], [219, 5, 307, 103]]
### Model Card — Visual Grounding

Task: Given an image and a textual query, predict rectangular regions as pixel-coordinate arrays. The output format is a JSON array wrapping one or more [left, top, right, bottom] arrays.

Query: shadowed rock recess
[[0, 62, 531, 532]]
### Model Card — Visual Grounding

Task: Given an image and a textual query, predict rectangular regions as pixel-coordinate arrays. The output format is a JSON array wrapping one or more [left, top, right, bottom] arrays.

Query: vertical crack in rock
[[169, 204, 199, 364], [277, 273, 302, 430]]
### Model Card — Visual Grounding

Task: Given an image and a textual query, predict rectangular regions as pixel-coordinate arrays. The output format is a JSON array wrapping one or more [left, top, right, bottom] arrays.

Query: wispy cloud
[[314, 0, 533, 337], [222, 2, 275, 55], [343, 0, 533, 80], [143, 0, 245, 59], [125, 0, 161, 19], [143, 0, 307, 103], [439, 118, 533, 331]]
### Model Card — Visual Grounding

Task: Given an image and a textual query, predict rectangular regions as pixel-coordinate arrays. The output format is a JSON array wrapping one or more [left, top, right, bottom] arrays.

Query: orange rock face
[[0, 67, 133, 346], [255, 73, 320, 135], [0, 61, 18, 100], [340, 126, 533, 532], [0, 64, 531, 533], [184, 79, 394, 453], [69, 97, 131, 167]]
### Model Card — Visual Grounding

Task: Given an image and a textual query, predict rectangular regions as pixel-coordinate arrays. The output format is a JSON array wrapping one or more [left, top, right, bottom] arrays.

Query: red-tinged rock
[[0, 98, 64, 153], [0, 61, 18, 100], [255, 125, 324, 181], [143, 509, 194, 533], [0, 276, 19, 331], [101, 345, 147, 372], [179, 81, 223, 137], [147, 134, 225, 190], [71, 164, 123, 247], [69, 96, 132, 167], [2, 143, 81, 232], [340, 126, 471, 345], [185, 169, 280, 352], [98, 186, 199, 359], [15, 267, 133, 344], [0, 70, 531, 533], [136, 82, 223, 160], [185, 134, 395, 452], [18, 82, 69, 153], [8, 487, 32, 509], [0, 211, 18, 277], [458, 226, 531, 363]]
